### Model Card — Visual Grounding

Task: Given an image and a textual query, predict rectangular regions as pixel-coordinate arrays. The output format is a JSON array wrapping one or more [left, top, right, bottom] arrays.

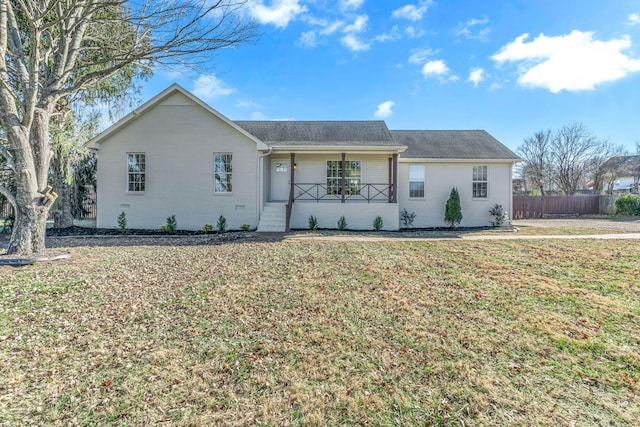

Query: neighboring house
[[601, 155, 640, 194], [88, 84, 520, 231]]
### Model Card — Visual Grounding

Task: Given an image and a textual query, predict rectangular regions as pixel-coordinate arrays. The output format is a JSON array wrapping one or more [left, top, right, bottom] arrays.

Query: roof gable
[[87, 84, 268, 150], [392, 130, 520, 161]]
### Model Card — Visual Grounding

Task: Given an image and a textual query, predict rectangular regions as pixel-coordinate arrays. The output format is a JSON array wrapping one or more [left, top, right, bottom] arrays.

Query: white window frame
[[214, 153, 233, 194], [408, 164, 425, 199], [326, 160, 362, 195], [472, 165, 488, 199], [127, 153, 145, 193]]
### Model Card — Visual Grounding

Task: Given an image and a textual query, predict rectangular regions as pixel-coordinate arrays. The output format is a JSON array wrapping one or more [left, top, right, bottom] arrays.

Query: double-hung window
[[127, 153, 145, 192], [408, 164, 425, 198], [472, 165, 488, 198], [214, 153, 233, 193], [326, 160, 361, 195]]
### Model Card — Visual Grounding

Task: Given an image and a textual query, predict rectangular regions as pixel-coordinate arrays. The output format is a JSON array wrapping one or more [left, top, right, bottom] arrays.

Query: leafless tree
[[587, 141, 624, 195], [550, 123, 607, 195], [517, 130, 552, 195], [0, 0, 256, 255]]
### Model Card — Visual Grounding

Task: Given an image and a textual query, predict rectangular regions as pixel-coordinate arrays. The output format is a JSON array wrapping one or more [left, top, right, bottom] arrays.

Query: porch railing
[[294, 183, 393, 203]]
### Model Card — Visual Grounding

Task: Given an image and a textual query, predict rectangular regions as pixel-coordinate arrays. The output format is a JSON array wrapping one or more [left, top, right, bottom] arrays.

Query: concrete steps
[[257, 203, 286, 232]]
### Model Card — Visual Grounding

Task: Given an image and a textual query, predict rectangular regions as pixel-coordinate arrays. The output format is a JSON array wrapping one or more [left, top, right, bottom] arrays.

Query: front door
[[271, 160, 290, 201]]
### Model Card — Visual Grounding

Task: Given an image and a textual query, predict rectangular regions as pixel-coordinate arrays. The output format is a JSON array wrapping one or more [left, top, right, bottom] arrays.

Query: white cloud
[[626, 13, 640, 25], [193, 74, 235, 99], [422, 59, 457, 81], [405, 26, 426, 38], [392, 1, 432, 22], [468, 68, 485, 87], [408, 47, 437, 64], [297, 30, 318, 47], [374, 26, 401, 42], [492, 30, 640, 93], [344, 15, 368, 33], [248, 0, 307, 28], [341, 34, 370, 51], [340, 0, 365, 11], [251, 111, 269, 120], [374, 101, 395, 118], [321, 20, 345, 35], [455, 15, 491, 41]]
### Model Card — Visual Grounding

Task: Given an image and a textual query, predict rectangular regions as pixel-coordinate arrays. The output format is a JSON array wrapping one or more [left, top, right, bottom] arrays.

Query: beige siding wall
[[398, 162, 513, 228], [96, 92, 259, 230]]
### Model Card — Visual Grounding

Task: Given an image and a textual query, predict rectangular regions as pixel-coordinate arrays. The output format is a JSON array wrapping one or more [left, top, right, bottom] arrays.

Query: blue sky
[[140, 0, 640, 153]]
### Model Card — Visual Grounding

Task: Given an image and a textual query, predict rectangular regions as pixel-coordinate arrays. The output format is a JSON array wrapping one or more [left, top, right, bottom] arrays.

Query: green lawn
[[1, 239, 639, 425]]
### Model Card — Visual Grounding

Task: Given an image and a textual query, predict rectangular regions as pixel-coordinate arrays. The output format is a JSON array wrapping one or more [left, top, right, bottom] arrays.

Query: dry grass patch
[[1, 239, 638, 426]]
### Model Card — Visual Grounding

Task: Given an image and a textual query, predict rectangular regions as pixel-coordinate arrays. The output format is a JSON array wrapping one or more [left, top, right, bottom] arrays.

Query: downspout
[[509, 162, 514, 225], [257, 147, 273, 227]]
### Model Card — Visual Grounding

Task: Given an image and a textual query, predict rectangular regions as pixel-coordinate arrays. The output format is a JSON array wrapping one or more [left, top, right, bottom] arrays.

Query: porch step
[[257, 203, 286, 232]]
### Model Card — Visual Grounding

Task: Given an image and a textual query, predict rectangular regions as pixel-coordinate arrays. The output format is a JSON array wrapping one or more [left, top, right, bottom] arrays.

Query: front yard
[[1, 238, 638, 425]]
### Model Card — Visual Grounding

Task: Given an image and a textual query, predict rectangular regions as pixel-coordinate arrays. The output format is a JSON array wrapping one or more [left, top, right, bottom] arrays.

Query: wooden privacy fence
[[512, 195, 611, 219]]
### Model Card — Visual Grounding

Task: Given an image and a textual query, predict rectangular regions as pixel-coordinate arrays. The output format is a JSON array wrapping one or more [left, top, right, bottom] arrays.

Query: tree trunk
[[53, 183, 74, 229], [7, 203, 50, 255], [4, 108, 56, 256]]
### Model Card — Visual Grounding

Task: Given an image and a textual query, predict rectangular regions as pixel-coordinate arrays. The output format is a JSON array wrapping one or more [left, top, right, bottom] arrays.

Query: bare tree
[[587, 141, 624, 195], [0, 1, 256, 255], [550, 123, 605, 195], [517, 130, 552, 195]]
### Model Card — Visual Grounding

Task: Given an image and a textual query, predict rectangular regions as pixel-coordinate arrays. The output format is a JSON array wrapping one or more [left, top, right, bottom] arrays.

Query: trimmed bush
[[400, 208, 416, 228], [308, 215, 318, 230], [337, 216, 347, 231], [216, 215, 228, 233], [372, 216, 384, 231], [444, 187, 463, 228], [614, 194, 640, 216], [489, 204, 507, 227], [161, 215, 177, 234], [117, 211, 128, 234]]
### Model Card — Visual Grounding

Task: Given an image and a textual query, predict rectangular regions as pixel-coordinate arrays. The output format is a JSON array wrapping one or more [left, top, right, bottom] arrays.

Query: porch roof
[[234, 120, 405, 149], [392, 130, 520, 161]]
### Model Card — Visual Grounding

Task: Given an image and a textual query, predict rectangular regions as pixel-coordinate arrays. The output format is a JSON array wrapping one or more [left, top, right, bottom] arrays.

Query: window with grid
[[326, 160, 361, 195], [214, 153, 233, 193], [472, 165, 488, 198], [409, 164, 425, 198], [127, 153, 145, 192]]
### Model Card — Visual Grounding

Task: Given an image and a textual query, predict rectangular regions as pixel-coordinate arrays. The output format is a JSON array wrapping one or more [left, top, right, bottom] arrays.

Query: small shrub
[[337, 216, 347, 231], [400, 208, 416, 228], [614, 194, 640, 216], [308, 215, 318, 230], [372, 215, 384, 231], [202, 224, 213, 233], [216, 215, 228, 233], [117, 211, 128, 234], [240, 223, 251, 231], [161, 214, 177, 234], [444, 187, 463, 228], [489, 204, 508, 227]]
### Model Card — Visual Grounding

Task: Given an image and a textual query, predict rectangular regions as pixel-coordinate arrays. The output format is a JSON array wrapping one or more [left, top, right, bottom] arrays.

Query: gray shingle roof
[[391, 130, 520, 160], [234, 121, 402, 147]]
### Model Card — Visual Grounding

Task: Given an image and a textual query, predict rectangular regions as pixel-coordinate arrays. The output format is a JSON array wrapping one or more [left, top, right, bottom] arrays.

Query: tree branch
[[0, 183, 16, 211]]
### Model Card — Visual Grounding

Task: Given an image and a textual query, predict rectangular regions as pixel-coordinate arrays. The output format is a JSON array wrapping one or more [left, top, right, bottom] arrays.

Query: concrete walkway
[[284, 233, 640, 242]]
